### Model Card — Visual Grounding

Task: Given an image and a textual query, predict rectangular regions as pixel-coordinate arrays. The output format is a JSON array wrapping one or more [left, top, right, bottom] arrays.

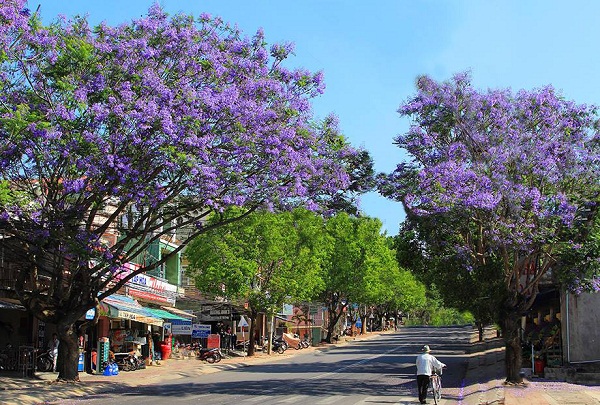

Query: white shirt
[[416, 352, 445, 376], [48, 338, 59, 356]]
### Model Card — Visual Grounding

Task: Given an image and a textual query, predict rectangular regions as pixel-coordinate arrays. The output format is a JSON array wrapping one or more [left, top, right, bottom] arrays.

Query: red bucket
[[160, 343, 171, 360], [534, 359, 545, 374]]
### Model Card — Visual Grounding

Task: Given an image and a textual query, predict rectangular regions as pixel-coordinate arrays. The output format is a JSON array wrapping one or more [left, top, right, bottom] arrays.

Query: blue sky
[[36, 1, 600, 235]]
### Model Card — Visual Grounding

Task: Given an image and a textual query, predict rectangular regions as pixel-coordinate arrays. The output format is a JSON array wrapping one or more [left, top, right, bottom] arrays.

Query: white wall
[[562, 290, 600, 363]]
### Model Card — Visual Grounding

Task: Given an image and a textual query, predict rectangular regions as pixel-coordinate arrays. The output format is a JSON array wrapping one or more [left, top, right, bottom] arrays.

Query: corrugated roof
[[144, 308, 190, 322], [100, 294, 164, 327], [160, 306, 196, 319]]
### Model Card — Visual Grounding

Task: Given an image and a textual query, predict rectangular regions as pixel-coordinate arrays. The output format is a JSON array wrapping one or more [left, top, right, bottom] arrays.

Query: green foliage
[[318, 213, 427, 338], [0, 181, 12, 204], [392, 218, 504, 327], [430, 308, 475, 326], [404, 307, 474, 326], [186, 209, 428, 340], [321, 214, 388, 304], [0, 180, 30, 206], [185, 208, 329, 313], [402, 285, 474, 326]]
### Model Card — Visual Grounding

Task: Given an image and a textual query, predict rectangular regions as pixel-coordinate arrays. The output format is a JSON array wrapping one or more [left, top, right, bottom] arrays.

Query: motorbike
[[262, 335, 286, 354], [114, 352, 139, 371], [275, 335, 288, 351], [293, 333, 309, 349], [300, 335, 311, 348], [196, 347, 222, 364], [36, 349, 54, 372], [136, 355, 146, 369]]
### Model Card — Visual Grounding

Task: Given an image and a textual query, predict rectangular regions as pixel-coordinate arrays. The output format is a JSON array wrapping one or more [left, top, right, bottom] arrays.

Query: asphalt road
[[59, 326, 474, 405]]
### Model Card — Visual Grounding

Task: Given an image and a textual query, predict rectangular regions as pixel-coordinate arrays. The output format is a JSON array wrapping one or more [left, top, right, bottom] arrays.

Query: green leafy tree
[[349, 234, 425, 332], [320, 214, 398, 341], [185, 208, 329, 356], [394, 220, 502, 340], [378, 263, 427, 326]]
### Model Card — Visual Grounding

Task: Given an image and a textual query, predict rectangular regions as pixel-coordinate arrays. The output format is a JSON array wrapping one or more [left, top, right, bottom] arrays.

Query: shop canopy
[[99, 294, 164, 327], [160, 306, 197, 319], [144, 308, 191, 323], [0, 298, 25, 311]]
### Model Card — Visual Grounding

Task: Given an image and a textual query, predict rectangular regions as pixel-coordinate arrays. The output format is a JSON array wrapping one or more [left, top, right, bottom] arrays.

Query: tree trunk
[[56, 317, 80, 382], [325, 305, 345, 343], [501, 310, 523, 384], [325, 308, 335, 343], [267, 314, 274, 355], [359, 308, 367, 335], [247, 310, 257, 357], [477, 322, 484, 342]]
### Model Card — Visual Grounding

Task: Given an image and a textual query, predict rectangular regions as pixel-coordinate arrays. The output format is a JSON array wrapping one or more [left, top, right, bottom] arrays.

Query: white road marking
[[315, 395, 348, 404], [308, 344, 406, 381], [278, 394, 308, 403]]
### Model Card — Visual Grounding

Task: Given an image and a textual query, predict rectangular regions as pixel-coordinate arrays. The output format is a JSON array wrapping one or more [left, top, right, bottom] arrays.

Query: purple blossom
[[381, 72, 600, 286], [0, 0, 361, 310], [63, 178, 86, 193]]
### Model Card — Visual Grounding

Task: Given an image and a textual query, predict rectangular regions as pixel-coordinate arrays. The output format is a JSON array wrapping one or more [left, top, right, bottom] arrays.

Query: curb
[[462, 336, 506, 405]]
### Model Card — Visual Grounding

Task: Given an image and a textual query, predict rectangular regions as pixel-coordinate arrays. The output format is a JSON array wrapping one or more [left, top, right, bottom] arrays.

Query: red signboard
[[207, 334, 220, 349], [128, 289, 173, 304]]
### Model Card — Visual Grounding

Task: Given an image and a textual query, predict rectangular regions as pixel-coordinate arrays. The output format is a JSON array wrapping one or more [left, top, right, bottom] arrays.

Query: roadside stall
[[98, 294, 164, 368], [144, 308, 192, 359]]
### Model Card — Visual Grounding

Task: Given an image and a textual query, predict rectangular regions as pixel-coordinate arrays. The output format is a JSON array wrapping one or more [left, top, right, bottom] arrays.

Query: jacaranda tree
[[380, 73, 600, 383], [0, 1, 366, 380]]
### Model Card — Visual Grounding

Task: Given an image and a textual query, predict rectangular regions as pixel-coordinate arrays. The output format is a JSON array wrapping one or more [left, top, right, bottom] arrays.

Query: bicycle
[[429, 367, 443, 405]]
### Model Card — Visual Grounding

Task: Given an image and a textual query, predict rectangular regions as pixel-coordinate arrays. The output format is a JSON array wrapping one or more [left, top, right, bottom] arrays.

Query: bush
[[430, 308, 474, 326], [404, 307, 474, 326]]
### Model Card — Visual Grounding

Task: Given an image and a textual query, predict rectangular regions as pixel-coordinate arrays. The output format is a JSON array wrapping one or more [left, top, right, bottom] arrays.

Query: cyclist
[[416, 345, 446, 404]]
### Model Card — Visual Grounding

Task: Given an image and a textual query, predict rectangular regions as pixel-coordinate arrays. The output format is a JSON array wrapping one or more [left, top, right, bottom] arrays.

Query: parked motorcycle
[[262, 335, 286, 354], [114, 352, 139, 371], [196, 347, 222, 364], [36, 349, 54, 372], [293, 333, 308, 349], [300, 334, 311, 348], [136, 355, 146, 369]]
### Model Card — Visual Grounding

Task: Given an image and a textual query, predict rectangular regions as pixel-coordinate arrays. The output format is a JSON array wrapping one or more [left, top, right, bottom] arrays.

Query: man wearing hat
[[416, 345, 446, 404]]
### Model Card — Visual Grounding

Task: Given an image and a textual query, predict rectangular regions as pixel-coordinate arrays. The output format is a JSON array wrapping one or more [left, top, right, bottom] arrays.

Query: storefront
[[521, 288, 562, 375], [144, 307, 192, 344], [98, 294, 164, 354], [0, 298, 28, 347]]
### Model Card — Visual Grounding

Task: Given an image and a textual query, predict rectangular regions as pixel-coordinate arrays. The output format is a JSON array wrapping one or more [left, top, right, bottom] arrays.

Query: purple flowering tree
[[380, 73, 600, 382], [0, 1, 365, 381]]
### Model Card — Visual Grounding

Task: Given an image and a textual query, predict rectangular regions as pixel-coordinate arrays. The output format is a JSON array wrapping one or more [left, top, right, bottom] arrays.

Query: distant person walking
[[48, 333, 59, 372], [416, 345, 445, 404]]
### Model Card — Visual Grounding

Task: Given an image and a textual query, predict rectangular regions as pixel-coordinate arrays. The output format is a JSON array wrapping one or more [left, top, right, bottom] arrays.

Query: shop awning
[[99, 295, 164, 327], [160, 306, 197, 319], [144, 308, 191, 322], [0, 298, 26, 311]]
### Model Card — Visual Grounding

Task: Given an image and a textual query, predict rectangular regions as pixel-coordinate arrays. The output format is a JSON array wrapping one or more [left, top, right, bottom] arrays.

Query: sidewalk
[[2, 329, 599, 405], [505, 380, 600, 405], [2, 337, 354, 405], [1, 346, 289, 405], [460, 336, 506, 405], [458, 330, 600, 405]]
